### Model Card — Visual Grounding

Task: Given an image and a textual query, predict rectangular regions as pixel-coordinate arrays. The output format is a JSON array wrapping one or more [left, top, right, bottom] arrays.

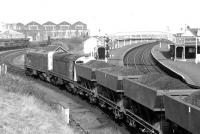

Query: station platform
[[152, 44, 200, 87], [108, 41, 155, 66]]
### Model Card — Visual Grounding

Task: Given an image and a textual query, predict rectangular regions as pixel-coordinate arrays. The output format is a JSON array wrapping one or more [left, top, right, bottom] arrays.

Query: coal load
[[75, 60, 113, 81], [84, 60, 113, 69], [99, 66, 142, 76], [123, 72, 191, 110], [136, 72, 190, 90], [184, 91, 200, 108], [96, 66, 141, 91]]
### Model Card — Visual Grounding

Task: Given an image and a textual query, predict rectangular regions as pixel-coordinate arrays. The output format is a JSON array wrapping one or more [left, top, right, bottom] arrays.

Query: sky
[[0, 0, 200, 35]]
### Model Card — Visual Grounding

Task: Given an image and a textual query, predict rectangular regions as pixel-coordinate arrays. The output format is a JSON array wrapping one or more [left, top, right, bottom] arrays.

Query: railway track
[[124, 42, 164, 74], [4, 42, 191, 134], [2, 49, 134, 134], [3, 51, 25, 73]]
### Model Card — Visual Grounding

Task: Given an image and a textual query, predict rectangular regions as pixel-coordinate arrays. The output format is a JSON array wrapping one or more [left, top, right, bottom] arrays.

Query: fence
[[57, 102, 89, 134], [0, 64, 7, 76]]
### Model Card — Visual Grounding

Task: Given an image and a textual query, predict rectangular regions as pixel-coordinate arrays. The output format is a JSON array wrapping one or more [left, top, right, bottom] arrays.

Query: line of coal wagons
[[24, 45, 200, 134]]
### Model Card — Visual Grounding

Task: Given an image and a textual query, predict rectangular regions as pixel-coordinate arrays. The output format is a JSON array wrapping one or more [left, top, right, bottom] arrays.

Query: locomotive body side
[[51, 52, 80, 82], [24, 50, 51, 76]]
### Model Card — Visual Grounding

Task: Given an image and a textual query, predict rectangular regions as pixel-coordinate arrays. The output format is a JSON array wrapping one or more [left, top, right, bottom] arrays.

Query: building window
[[75, 25, 83, 30], [45, 25, 55, 31], [29, 25, 38, 30], [60, 25, 69, 30]]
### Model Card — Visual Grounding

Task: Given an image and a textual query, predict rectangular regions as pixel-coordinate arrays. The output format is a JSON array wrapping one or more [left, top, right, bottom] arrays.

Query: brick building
[[3, 21, 89, 41]]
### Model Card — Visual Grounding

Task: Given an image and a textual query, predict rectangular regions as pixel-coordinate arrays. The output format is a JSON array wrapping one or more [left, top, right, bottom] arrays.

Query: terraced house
[[3, 21, 89, 41]]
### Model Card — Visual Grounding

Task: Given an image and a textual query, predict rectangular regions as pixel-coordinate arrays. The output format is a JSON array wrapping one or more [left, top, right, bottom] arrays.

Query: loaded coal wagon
[[95, 66, 142, 119], [164, 90, 200, 134], [122, 72, 196, 134], [75, 60, 113, 102]]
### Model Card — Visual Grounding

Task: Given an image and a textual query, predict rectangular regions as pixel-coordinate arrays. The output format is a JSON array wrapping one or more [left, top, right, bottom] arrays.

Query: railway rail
[[123, 42, 163, 74]]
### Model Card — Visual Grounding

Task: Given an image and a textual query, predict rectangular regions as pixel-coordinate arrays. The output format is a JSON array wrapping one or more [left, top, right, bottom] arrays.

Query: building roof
[[26, 21, 41, 26], [39, 45, 68, 52], [58, 21, 71, 25], [70, 21, 87, 30], [182, 30, 194, 37], [187, 27, 200, 37], [72, 21, 86, 26], [43, 21, 56, 25], [16, 23, 24, 26]]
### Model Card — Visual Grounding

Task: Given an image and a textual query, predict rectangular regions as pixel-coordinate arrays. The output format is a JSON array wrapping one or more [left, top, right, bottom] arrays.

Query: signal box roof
[[35, 45, 68, 53], [53, 52, 81, 61]]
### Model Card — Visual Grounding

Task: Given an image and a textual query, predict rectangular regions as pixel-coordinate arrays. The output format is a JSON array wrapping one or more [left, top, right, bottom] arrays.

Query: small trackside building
[[172, 26, 200, 63]]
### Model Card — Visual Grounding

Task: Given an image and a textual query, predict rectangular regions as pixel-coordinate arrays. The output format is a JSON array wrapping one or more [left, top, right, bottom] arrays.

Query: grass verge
[[0, 73, 76, 134]]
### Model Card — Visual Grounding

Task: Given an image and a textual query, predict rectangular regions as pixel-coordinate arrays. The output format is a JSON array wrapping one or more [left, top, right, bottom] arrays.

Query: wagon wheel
[[89, 94, 97, 104], [39, 73, 45, 81], [153, 120, 171, 134], [25, 69, 31, 76], [50, 76, 57, 85]]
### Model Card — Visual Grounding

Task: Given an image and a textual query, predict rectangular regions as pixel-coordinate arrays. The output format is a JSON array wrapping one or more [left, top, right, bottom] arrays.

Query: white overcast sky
[[0, 0, 200, 35]]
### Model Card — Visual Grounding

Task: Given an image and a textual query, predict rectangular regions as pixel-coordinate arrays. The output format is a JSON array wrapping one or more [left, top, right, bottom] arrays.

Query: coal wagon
[[123, 73, 194, 134], [95, 66, 142, 119], [75, 60, 113, 102], [164, 90, 200, 134]]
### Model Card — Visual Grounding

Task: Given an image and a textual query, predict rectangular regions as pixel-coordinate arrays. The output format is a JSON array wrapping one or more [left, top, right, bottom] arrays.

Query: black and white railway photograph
[[0, 0, 200, 133]]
